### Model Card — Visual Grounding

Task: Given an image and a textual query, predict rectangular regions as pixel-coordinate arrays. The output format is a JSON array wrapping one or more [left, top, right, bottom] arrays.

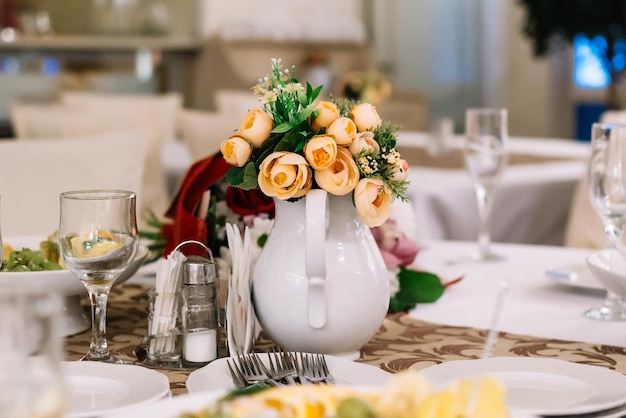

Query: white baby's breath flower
[[283, 82, 303, 94]]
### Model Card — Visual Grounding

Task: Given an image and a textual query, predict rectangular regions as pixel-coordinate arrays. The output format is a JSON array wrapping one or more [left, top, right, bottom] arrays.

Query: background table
[[397, 133, 590, 246]]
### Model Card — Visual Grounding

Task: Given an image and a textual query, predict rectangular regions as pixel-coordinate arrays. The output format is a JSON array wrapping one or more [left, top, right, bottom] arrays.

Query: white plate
[[104, 388, 537, 418], [545, 264, 605, 291], [61, 361, 171, 418], [420, 357, 626, 415], [104, 391, 224, 418], [186, 353, 392, 393]]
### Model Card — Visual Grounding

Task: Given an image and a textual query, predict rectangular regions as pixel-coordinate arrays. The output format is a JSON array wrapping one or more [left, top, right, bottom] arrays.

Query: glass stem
[[86, 286, 112, 360], [476, 184, 495, 259]]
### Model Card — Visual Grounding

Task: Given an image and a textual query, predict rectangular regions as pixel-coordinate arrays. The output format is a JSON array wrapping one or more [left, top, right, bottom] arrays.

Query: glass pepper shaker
[[181, 254, 220, 367]]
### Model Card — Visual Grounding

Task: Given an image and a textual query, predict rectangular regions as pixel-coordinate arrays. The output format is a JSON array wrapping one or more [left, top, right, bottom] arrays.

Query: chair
[[10, 92, 182, 219], [0, 131, 148, 236]]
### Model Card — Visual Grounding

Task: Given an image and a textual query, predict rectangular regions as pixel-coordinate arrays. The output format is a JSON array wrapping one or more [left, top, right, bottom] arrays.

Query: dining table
[[62, 239, 626, 399], [396, 132, 591, 246]]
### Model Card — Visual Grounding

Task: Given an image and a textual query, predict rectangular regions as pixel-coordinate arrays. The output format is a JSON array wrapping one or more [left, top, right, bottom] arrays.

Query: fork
[[299, 353, 334, 384], [266, 347, 299, 385], [235, 353, 280, 387]]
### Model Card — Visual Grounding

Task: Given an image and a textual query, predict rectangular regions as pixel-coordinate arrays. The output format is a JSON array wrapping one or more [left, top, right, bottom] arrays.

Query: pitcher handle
[[305, 189, 328, 329]]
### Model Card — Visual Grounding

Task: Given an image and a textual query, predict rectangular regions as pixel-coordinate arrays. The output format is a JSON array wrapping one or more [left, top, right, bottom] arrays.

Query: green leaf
[[297, 88, 308, 107], [239, 162, 259, 190], [274, 131, 301, 152], [272, 122, 293, 134], [225, 166, 246, 186], [388, 268, 445, 313], [310, 85, 323, 102]]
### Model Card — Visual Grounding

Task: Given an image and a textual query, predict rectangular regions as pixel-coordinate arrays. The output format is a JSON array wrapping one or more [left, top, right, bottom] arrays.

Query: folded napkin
[[161, 152, 231, 256], [225, 223, 256, 354]]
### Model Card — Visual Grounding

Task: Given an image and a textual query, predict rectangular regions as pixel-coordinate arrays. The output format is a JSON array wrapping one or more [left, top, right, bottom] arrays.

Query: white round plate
[[1, 236, 150, 296], [62, 361, 171, 418], [420, 357, 626, 415], [104, 387, 537, 418], [186, 353, 392, 393], [545, 264, 604, 291]]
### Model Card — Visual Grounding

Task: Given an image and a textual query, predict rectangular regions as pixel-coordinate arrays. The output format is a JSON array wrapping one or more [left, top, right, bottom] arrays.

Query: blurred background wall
[[0, 0, 604, 139]]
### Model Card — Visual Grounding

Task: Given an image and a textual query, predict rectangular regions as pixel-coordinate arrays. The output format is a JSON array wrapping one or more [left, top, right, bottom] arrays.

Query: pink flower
[[371, 219, 419, 269]]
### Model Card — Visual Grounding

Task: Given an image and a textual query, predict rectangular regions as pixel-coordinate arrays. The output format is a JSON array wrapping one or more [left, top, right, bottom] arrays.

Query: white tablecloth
[[410, 240, 623, 347], [398, 132, 590, 246]]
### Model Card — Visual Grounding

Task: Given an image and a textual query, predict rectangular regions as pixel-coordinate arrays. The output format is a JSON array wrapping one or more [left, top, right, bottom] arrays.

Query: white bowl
[[1, 236, 150, 335], [586, 249, 626, 298], [1, 236, 149, 292]]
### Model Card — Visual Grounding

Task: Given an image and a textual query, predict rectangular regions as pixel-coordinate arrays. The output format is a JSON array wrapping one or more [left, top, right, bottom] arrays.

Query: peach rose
[[326, 117, 357, 146], [315, 147, 359, 196], [349, 131, 380, 156], [310, 101, 340, 131], [389, 159, 410, 182], [354, 178, 392, 227], [350, 102, 382, 132], [258, 151, 312, 200], [239, 109, 274, 148], [220, 135, 252, 167], [304, 135, 337, 170]]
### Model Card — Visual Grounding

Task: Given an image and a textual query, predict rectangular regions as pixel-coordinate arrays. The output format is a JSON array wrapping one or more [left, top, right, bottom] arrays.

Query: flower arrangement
[[219, 58, 409, 228]]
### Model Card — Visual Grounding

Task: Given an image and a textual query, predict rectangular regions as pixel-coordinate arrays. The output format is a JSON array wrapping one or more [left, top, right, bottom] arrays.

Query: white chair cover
[[0, 131, 149, 236]]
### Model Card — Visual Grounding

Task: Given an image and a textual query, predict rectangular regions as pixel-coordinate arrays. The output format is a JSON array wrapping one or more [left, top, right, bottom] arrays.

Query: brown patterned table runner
[[396, 146, 576, 169], [64, 283, 626, 396]]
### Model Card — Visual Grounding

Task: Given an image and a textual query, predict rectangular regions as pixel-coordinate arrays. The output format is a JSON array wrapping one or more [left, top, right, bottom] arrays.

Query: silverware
[[266, 347, 298, 385], [234, 353, 281, 387], [298, 352, 334, 384]]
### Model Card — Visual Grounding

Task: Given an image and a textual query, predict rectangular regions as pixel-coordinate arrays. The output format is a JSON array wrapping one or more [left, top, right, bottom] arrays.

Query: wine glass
[[586, 122, 626, 320], [0, 284, 68, 417], [58, 190, 139, 362], [462, 108, 509, 262]]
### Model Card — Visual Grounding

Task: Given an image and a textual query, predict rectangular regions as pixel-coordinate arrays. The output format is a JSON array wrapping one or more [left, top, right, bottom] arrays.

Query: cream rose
[[326, 117, 357, 146], [354, 178, 392, 227], [304, 135, 337, 170], [220, 135, 252, 167], [390, 159, 410, 182], [315, 147, 359, 196], [239, 109, 274, 148], [310, 101, 340, 131], [258, 151, 312, 200], [349, 131, 380, 156], [350, 102, 382, 132]]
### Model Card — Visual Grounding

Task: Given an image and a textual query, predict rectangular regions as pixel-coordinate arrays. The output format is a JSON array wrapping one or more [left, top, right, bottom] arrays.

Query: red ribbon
[[161, 152, 231, 257]]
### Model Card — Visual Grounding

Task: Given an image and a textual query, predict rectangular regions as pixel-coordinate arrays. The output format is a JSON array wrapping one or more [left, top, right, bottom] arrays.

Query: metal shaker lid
[[182, 255, 216, 285]]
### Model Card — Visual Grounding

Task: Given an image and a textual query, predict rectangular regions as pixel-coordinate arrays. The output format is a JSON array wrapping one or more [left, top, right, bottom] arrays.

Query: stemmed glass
[[586, 122, 626, 320], [58, 190, 139, 362], [463, 108, 509, 262]]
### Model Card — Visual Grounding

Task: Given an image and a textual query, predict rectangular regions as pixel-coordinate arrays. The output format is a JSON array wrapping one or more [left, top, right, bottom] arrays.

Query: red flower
[[226, 187, 275, 217]]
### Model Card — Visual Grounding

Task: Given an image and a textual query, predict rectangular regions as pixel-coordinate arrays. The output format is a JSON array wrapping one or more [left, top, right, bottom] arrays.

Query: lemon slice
[[70, 231, 123, 259], [3, 243, 13, 260]]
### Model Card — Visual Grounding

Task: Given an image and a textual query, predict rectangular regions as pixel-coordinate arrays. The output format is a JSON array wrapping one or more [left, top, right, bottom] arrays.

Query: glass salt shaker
[[181, 254, 220, 367]]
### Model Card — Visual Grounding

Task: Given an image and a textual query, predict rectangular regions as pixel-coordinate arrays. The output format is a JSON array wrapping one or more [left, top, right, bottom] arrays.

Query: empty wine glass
[[586, 122, 626, 320], [58, 190, 139, 362], [462, 108, 509, 262], [0, 284, 68, 417]]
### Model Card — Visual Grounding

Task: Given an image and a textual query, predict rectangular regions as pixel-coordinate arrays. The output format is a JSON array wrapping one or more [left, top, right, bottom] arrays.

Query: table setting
[[4, 60, 626, 418]]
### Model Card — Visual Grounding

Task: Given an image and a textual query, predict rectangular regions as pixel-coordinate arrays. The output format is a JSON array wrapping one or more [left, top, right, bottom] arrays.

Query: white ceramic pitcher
[[252, 189, 389, 360]]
